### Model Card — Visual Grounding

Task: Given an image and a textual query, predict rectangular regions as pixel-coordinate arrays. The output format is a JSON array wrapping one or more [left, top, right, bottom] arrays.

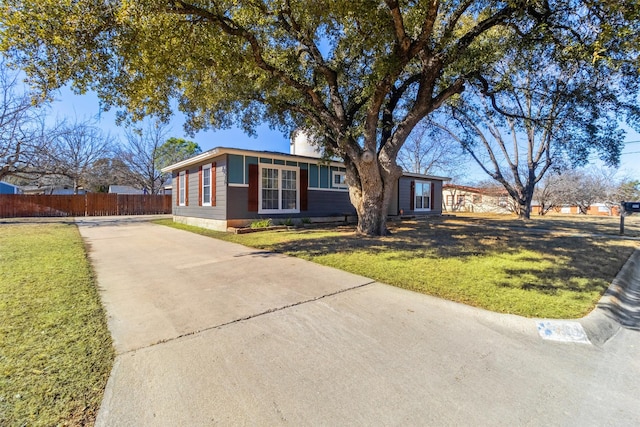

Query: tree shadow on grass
[[265, 219, 637, 300]]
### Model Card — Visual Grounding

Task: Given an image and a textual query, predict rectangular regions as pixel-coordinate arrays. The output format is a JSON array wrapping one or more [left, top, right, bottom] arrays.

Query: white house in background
[[442, 184, 511, 214]]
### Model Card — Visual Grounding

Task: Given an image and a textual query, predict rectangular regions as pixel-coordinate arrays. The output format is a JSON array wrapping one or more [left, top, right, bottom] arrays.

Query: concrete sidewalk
[[77, 217, 640, 426]]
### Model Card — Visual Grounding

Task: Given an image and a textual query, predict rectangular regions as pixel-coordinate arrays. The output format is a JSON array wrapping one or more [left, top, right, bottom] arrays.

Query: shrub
[[282, 218, 295, 226], [250, 218, 272, 229]]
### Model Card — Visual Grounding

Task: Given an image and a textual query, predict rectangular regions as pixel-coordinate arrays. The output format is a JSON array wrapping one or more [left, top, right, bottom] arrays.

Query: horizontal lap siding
[[227, 187, 353, 219], [399, 177, 443, 215], [172, 157, 227, 220], [307, 190, 355, 216], [398, 177, 412, 214], [431, 181, 443, 213]]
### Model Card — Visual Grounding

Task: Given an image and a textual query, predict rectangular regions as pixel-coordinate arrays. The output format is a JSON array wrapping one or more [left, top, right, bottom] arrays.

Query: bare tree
[[439, 38, 627, 220], [398, 120, 468, 179], [572, 169, 613, 214], [0, 60, 47, 181], [43, 119, 116, 193], [117, 121, 170, 194], [84, 157, 137, 193], [533, 172, 565, 215], [615, 179, 640, 203], [538, 168, 616, 215]]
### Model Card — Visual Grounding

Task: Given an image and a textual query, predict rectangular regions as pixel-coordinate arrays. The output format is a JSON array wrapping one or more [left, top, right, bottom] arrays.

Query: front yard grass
[[156, 214, 640, 319], [0, 221, 114, 426]]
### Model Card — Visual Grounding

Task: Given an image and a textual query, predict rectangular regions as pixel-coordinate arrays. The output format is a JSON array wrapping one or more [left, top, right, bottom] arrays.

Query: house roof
[[161, 146, 451, 182], [108, 185, 145, 194], [402, 171, 451, 182]]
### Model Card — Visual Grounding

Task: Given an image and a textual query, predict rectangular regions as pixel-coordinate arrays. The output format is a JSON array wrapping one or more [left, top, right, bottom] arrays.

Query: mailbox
[[622, 202, 640, 213]]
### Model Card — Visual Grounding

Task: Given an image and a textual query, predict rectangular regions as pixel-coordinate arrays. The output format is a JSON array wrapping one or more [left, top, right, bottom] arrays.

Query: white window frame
[[331, 170, 347, 189], [202, 164, 212, 206], [414, 181, 432, 211], [258, 164, 300, 214], [178, 171, 186, 206]]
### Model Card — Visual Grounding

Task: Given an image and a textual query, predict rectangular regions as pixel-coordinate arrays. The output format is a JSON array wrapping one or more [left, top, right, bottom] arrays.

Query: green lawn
[[156, 214, 640, 319], [0, 221, 114, 426]]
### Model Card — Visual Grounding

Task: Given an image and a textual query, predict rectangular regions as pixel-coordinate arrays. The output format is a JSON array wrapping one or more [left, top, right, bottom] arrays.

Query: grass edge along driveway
[[155, 215, 639, 319], [0, 221, 114, 427]]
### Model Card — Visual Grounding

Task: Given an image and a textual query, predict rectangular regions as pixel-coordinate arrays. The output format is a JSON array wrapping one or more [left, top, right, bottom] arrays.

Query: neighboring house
[[0, 181, 21, 194], [442, 184, 511, 214], [21, 186, 86, 195], [108, 184, 173, 195], [108, 185, 145, 195], [161, 146, 449, 231], [531, 203, 620, 216]]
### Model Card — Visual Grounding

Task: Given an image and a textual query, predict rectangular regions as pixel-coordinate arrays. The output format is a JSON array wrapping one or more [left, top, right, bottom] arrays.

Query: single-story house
[[442, 184, 511, 214], [0, 181, 21, 194], [161, 146, 449, 231]]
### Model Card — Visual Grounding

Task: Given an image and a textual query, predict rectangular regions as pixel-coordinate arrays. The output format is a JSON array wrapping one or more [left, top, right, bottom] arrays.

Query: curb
[[579, 248, 640, 346]]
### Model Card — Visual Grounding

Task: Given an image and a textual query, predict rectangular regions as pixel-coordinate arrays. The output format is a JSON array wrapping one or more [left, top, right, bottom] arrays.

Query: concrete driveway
[[77, 217, 640, 426]]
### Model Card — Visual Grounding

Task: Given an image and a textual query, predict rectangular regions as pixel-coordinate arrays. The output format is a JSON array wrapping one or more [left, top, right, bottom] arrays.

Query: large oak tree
[[1, 0, 635, 234]]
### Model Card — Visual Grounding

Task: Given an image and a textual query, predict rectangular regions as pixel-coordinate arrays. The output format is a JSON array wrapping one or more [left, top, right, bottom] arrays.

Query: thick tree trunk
[[516, 201, 532, 219], [345, 152, 402, 236], [514, 187, 534, 220]]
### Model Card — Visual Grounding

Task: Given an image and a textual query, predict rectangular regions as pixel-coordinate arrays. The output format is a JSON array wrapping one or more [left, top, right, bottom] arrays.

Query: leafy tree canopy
[[155, 137, 202, 171], [2, 0, 637, 233]]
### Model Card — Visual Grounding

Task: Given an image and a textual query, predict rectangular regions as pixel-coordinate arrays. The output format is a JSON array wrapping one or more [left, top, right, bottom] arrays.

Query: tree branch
[[167, 1, 342, 131]]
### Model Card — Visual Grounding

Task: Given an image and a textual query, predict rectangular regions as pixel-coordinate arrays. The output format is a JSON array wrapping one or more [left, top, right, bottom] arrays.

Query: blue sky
[[52, 86, 640, 184], [50, 86, 291, 154]]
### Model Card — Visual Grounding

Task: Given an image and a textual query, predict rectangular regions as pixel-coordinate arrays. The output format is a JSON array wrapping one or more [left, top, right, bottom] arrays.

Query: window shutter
[[185, 170, 189, 206], [211, 162, 217, 207], [248, 163, 258, 212], [198, 166, 203, 206], [175, 174, 180, 206], [410, 180, 415, 211], [431, 182, 435, 210], [300, 169, 308, 211]]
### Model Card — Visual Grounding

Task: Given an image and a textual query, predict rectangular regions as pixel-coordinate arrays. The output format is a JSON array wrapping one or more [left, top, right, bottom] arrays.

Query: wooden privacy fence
[[0, 194, 172, 218]]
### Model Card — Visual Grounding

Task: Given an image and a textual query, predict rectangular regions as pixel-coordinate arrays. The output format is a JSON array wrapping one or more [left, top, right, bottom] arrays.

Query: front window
[[332, 171, 347, 188], [179, 171, 186, 206], [259, 165, 299, 213], [202, 165, 211, 206], [414, 181, 431, 211]]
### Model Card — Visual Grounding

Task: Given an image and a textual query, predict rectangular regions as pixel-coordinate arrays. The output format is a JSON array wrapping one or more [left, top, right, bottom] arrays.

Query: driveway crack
[[120, 280, 376, 355]]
